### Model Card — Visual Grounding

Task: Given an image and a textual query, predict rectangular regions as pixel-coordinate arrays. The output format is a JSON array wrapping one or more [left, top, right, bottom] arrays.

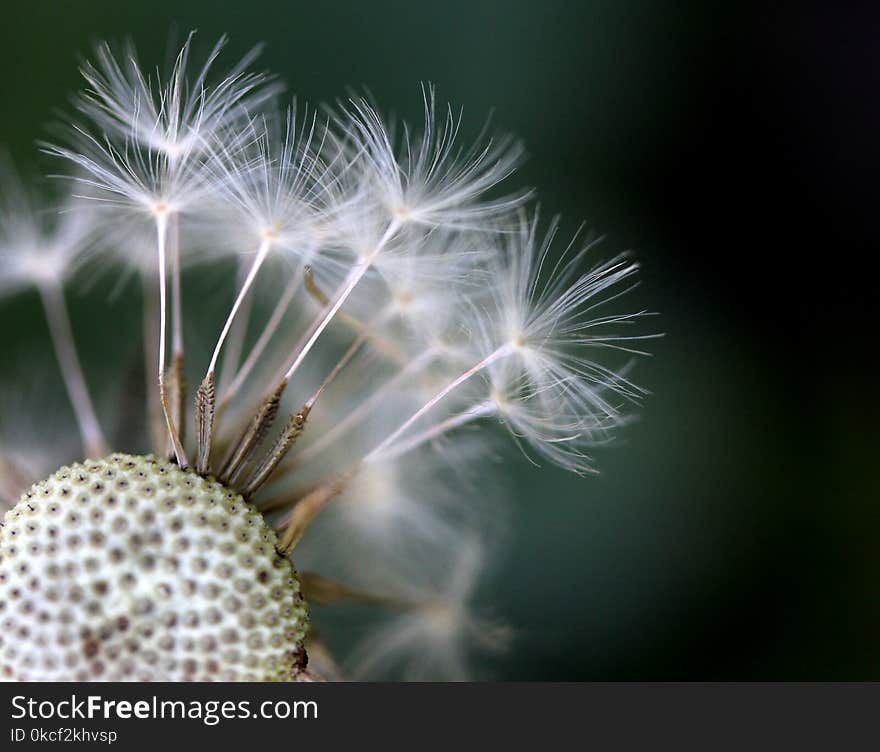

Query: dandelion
[[0, 32, 657, 681]]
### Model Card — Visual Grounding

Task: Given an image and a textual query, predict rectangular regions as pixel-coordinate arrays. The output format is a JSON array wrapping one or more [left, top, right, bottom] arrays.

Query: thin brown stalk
[[275, 472, 354, 555], [218, 378, 287, 486], [300, 571, 409, 610], [165, 351, 187, 456], [159, 371, 189, 469], [194, 372, 216, 475], [239, 406, 310, 497], [255, 482, 322, 514]]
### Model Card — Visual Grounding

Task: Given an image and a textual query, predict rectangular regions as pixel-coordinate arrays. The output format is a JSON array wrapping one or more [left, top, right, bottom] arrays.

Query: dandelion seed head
[[0, 30, 657, 681]]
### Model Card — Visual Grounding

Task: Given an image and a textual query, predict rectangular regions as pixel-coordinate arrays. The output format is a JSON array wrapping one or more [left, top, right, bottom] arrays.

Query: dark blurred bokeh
[[1, 2, 877, 678]]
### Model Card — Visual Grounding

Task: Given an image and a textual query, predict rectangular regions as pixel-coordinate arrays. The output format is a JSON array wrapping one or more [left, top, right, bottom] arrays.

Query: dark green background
[[1, 2, 876, 678]]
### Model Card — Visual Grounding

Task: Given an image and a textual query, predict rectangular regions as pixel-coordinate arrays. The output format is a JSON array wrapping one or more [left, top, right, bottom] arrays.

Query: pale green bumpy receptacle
[[0, 454, 309, 681]]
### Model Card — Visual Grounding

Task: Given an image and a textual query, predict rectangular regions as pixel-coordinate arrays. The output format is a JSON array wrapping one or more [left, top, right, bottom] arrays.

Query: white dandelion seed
[[76, 31, 279, 163], [294, 433, 502, 580], [44, 121, 210, 457], [366, 213, 657, 474], [43, 32, 280, 467], [0, 162, 106, 459], [266, 85, 528, 390], [199, 105, 335, 380], [346, 537, 510, 681], [0, 160, 94, 295], [339, 84, 529, 230]]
